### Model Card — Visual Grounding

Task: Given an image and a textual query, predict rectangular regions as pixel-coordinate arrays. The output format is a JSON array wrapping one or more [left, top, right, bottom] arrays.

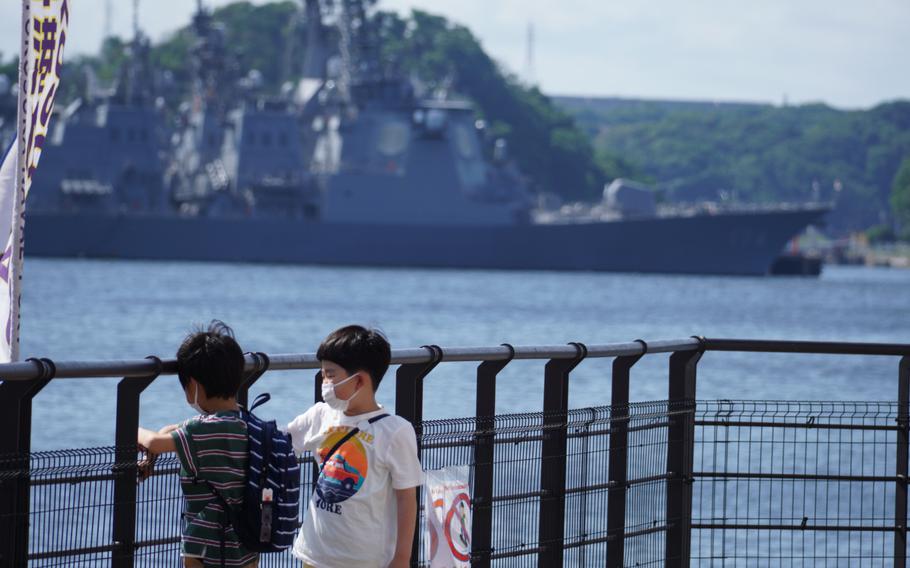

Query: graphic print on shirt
[[316, 428, 369, 505]]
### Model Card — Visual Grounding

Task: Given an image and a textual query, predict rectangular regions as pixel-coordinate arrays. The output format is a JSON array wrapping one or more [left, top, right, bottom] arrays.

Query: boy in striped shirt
[[138, 321, 258, 567]]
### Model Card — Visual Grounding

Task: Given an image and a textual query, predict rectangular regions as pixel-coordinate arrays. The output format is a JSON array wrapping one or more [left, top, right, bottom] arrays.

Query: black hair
[[317, 325, 391, 391], [176, 320, 245, 399]]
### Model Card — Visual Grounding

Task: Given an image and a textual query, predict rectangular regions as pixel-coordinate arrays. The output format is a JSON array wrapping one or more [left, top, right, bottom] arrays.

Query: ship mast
[[189, 0, 233, 116], [301, 0, 327, 81], [326, 0, 381, 105], [113, 0, 155, 106], [524, 22, 536, 87], [132, 0, 140, 42]]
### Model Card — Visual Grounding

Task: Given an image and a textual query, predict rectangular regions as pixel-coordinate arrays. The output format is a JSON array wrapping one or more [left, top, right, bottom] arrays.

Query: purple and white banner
[[0, 0, 69, 362]]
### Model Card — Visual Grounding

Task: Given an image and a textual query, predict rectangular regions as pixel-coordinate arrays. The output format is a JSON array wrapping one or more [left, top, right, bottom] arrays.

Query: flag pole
[[8, 0, 32, 362]]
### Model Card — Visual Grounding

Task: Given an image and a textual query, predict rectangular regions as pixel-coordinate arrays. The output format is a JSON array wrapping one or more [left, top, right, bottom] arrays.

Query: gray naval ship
[[23, 0, 828, 276]]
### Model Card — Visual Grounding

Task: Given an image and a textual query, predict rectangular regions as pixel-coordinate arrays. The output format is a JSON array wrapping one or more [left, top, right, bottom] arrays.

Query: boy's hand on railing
[[136, 446, 158, 483], [137, 425, 178, 456], [136, 424, 180, 483]]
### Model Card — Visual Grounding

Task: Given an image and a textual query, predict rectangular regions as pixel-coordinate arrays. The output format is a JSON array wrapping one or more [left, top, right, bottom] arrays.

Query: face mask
[[321, 373, 362, 412], [189, 382, 207, 414]]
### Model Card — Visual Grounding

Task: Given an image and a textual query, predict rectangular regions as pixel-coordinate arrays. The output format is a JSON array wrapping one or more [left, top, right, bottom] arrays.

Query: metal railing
[[0, 337, 908, 567]]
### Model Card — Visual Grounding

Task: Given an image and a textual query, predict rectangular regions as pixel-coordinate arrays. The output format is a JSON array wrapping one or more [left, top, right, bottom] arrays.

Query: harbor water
[[19, 259, 910, 450]]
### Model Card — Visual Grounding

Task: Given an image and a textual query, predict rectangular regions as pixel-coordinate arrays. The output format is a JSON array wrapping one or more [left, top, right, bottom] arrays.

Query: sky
[[1, 0, 908, 109]]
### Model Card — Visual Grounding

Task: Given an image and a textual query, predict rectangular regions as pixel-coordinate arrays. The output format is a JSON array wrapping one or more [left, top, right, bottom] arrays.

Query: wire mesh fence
[[0, 401, 906, 566], [0, 449, 319, 567], [692, 400, 903, 567], [418, 402, 682, 567], [1, 401, 692, 567]]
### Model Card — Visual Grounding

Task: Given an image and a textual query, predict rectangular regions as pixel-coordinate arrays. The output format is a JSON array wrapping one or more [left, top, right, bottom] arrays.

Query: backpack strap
[[241, 392, 277, 543], [248, 393, 270, 413], [319, 413, 390, 474], [257, 420, 275, 544], [198, 479, 231, 568]]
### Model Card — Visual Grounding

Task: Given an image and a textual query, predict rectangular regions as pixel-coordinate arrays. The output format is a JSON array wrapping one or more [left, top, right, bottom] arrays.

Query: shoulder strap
[[368, 413, 391, 424], [248, 393, 270, 413], [320, 428, 360, 473], [319, 413, 390, 473]]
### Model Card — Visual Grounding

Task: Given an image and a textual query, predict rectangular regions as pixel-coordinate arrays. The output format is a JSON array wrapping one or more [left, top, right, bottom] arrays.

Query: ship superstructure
[[28, 10, 166, 215]]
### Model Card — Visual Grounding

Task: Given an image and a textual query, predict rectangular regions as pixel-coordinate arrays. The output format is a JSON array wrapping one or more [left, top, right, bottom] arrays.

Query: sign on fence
[[424, 466, 472, 567]]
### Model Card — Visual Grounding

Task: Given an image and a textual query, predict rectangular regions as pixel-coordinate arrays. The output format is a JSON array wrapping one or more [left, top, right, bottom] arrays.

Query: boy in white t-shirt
[[287, 325, 422, 568]]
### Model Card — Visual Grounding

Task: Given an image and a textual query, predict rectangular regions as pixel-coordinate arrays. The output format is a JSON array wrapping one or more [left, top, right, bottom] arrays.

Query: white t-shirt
[[286, 403, 423, 568]]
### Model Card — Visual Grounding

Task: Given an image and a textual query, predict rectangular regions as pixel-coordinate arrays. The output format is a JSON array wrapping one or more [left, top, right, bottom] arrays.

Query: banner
[[0, 0, 68, 362], [424, 466, 472, 568]]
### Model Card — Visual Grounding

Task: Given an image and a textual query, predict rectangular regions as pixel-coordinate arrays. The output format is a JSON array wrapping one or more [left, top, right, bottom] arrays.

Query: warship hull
[[24, 207, 826, 275]]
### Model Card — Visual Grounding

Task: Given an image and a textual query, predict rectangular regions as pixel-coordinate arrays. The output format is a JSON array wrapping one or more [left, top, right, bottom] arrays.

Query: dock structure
[[1, 338, 909, 566]]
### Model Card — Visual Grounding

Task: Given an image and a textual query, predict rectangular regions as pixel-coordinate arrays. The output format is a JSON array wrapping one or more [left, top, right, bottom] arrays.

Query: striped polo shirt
[[171, 410, 258, 567]]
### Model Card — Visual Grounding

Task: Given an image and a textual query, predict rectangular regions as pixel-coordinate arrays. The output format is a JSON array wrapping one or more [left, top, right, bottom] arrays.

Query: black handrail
[[0, 338, 705, 381], [704, 338, 910, 356]]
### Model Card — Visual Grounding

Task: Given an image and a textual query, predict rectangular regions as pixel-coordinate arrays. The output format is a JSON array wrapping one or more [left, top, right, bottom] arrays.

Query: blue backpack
[[205, 393, 301, 561]]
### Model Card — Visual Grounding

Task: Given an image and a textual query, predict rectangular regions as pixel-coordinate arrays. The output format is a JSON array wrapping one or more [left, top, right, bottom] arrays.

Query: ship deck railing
[[1, 338, 909, 567]]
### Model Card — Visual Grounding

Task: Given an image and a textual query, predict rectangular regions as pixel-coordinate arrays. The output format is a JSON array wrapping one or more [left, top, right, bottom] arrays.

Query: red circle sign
[[443, 492, 472, 562]]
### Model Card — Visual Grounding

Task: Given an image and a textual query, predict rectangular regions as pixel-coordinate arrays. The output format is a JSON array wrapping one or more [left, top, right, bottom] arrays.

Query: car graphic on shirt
[[324, 454, 364, 491], [317, 453, 364, 503]]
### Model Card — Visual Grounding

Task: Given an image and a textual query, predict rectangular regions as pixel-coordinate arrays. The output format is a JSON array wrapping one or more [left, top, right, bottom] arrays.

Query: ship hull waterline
[[24, 208, 827, 276]]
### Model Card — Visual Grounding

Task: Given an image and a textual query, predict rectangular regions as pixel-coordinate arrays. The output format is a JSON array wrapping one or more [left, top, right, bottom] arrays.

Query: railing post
[[896, 356, 909, 568], [538, 343, 586, 568], [665, 347, 702, 568], [237, 352, 269, 408], [0, 359, 54, 568], [607, 341, 646, 568], [472, 345, 514, 568], [111, 357, 161, 568], [396, 345, 443, 444], [396, 345, 442, 568]]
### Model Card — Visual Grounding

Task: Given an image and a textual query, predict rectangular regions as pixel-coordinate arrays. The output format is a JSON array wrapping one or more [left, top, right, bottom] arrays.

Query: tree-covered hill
[[557, 96, 910, 235]]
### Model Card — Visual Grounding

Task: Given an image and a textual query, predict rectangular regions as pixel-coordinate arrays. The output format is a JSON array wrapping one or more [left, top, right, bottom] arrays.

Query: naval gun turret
[[295, 0, 533, 226]]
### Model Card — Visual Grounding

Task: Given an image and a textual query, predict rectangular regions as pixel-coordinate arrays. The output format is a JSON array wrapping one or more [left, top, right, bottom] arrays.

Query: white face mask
[[321, 373, 362, 412], [189, 382, 207, 415]]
